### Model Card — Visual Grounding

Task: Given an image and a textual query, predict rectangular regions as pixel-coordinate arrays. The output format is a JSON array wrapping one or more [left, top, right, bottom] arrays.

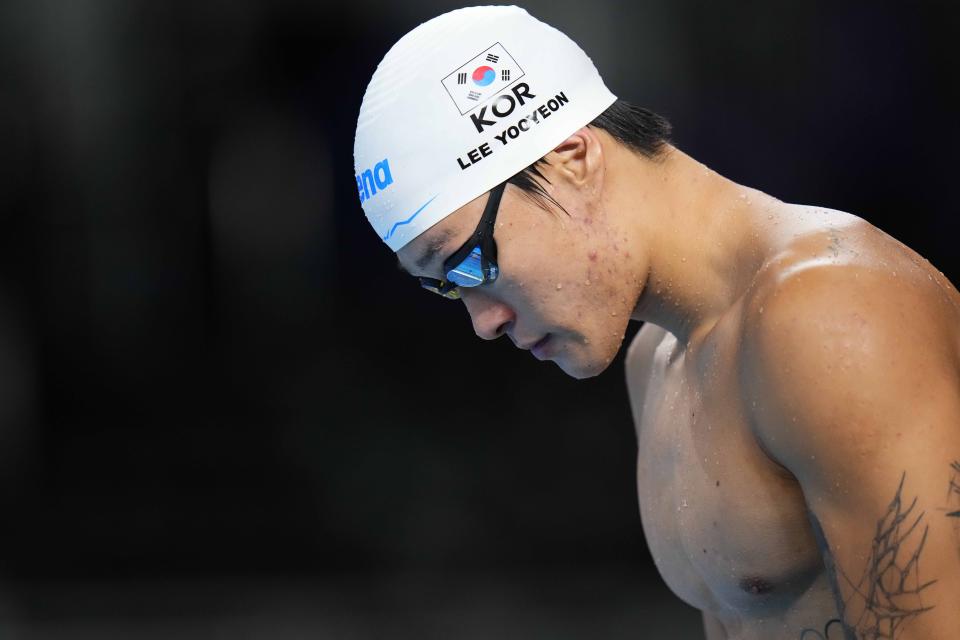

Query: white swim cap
[[354, 5, 617, 252]]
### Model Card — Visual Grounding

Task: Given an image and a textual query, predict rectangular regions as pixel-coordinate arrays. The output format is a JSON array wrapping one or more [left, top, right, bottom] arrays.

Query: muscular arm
[[743, 264, 960, 639]]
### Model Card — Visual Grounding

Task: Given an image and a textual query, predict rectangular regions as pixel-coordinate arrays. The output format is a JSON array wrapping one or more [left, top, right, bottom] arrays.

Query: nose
[[460, 288, 514, 340]]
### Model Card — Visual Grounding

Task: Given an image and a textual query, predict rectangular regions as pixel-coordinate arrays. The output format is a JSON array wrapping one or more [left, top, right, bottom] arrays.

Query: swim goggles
[[418, 182, 505, 300]]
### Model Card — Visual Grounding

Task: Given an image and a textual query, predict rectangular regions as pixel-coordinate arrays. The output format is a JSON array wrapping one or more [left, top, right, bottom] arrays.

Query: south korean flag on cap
[[441, 42, 525, 116]]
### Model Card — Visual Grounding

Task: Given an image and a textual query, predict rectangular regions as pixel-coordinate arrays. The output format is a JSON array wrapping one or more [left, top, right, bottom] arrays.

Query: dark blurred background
[[0, 0, 957, 637]]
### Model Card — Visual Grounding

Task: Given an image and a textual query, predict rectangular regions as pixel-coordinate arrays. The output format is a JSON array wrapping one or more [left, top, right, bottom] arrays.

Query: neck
[[613, 145, 779, 347]]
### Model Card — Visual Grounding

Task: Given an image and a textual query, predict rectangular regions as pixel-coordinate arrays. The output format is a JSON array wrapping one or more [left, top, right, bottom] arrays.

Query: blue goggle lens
[[446, 245, 499, 287]]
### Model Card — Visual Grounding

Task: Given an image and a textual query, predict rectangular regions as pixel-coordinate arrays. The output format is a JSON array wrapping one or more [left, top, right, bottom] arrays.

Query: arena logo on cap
[[441, 43, 525, 116], [355, 158, 393, 204]]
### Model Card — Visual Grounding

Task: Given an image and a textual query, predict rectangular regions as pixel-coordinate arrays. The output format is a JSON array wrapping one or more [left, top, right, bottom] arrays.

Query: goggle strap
[[434, 182, 505, 285]]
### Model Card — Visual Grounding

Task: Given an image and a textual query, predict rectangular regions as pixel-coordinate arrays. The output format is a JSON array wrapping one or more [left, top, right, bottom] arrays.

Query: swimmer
[[354, 7, 960, 638]]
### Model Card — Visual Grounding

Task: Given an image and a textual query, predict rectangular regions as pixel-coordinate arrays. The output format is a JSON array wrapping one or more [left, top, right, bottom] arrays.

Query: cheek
[[555, 251, 642, 350], [564, 248, 638, 312], [497, 222, 641, 322]]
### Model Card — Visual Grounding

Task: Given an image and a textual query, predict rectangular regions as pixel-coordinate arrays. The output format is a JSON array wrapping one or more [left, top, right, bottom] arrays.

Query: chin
[[546, 329, 626, 379], [553, 352, 614, 380]]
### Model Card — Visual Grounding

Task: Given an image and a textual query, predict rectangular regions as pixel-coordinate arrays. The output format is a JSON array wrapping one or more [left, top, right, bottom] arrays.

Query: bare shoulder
[[742, 207, 960, 346], [738, 207, 960, 468]]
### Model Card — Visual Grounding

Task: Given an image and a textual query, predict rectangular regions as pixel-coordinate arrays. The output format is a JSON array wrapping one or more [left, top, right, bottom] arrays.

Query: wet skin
[[397, 131, 960, 638], [628, 206, 960, 639], [397, 127, 652, 380]]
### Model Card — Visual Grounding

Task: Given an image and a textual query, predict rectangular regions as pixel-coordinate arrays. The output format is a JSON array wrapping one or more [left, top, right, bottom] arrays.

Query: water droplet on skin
[[767, 215, 774, 220], [681, 257, 687, 263], [611, 311, 617, 316], [556, 283, 563, 290], [759, 306, 764, 313]]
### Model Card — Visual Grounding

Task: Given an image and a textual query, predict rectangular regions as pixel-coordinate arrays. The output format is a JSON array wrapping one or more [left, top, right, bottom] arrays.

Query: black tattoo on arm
[[799, 471, 936, 639], [799, 617, 847, 640], [800, 511, 856, 640], [942, 460, 960, 564], [944, 460, 960, 518]]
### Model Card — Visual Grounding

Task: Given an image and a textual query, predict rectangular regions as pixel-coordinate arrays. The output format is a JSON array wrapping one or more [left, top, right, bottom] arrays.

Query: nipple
[[738, 576, 774, 595]]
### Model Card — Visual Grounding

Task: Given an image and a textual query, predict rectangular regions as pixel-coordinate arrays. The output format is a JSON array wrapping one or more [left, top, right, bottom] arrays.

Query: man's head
[[397, 107, 671, 378], [355, 6, 672, 378]]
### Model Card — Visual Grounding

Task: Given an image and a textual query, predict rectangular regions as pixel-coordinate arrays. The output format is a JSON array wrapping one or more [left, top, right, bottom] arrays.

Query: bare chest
[[634, 330, 826, 618]]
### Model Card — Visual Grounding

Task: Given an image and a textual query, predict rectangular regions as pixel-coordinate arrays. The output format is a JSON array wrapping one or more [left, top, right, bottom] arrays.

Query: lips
[[515, 334, 546, 350], [530, 334, 552, 360], [512, 332, 553, 359]]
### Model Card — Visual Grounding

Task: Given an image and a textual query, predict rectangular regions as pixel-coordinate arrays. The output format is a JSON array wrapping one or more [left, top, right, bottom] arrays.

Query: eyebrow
[[398, 231, 454, 274], [419, 231, 455, 268]]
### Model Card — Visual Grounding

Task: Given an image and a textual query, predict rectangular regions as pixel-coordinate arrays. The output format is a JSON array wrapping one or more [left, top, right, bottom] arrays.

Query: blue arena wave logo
[[383, 194, 438, 242], [356, 158, 393, 204]]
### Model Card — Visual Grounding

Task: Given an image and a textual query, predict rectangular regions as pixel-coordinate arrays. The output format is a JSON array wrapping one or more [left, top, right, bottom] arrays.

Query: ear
[[545, 126, 604, 191]]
